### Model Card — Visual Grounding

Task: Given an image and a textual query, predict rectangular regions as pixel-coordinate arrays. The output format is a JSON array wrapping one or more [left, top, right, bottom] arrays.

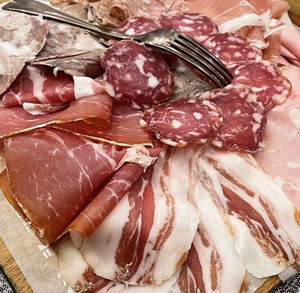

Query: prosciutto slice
[[54, 101, 154, 146], [77, 146, 199, 286], [0, 11, 47, 95], [4, 128, 127, 244], [0, 85, 112, 139]]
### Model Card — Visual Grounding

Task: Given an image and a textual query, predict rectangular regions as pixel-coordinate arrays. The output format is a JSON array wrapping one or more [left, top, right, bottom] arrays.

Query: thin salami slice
[[229, 61, 291, 111], [140, 98, 222, 146], [205, 84, 267, 152], [198, 32, 262, 65], [101, 40, 174, 109], [118, 17, 161, 35], [160, 13, 218, 40]]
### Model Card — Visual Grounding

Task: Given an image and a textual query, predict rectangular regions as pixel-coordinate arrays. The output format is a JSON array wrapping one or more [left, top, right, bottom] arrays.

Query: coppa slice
[[4, 128, 127, 244], [160, 13, 218, 40], [101, 40, 174, 110], [229, 61, 291, 111], [206, 84, 267, 152], [141, 98, 222, 146], [1, 65, 75, 107]]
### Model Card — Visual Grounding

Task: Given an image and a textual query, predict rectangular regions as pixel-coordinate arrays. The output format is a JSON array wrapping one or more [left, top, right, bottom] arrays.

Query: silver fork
[[2, 0, 233, 88]]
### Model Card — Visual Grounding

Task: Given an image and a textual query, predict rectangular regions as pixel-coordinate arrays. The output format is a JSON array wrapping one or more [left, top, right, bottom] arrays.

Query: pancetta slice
[[198, 147, 300, 278], [0, 11, 47, 95], [0, 85, 112, 139], [77, 146, 199, 286], [53, 101, 154, 146], [4, 128, 127, 244]]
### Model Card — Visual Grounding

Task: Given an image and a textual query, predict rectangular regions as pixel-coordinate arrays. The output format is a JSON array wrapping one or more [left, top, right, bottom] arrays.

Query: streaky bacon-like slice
[[53, 101, 154, 146], [255, 65, 300, 208], [0, 11, 48, 95], [1, 65, 75, 107], [4, 128, 127, 244], [198, 147, 300, 278], [78, 146, 199, 286], [57, 238, 181, 293], [0, 88, 112, 139]]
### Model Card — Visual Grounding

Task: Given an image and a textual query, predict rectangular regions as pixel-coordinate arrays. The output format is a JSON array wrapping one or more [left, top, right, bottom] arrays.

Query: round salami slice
[[140, 98, 222, 146], [118, 17, 161, 35], [229, 61, 291, 112], [160, 13, 218, 40], [101, 40, 174, 110], [205, 84, 267, 152], [198, 33, 262, 65]]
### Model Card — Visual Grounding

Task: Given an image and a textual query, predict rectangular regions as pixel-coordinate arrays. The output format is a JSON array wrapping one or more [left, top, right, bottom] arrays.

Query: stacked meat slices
[[0, 0, 300, 292]]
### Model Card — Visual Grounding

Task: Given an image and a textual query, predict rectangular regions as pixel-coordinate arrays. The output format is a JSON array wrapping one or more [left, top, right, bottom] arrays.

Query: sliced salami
[[229, 61, 291, 111], [118, 17, 161, 35], [205, 84, 267, 152], [160, 13, 218, 40], [101, 40, 174, 109], [198, 32, 262, 65], [140, 98, 222, 146]]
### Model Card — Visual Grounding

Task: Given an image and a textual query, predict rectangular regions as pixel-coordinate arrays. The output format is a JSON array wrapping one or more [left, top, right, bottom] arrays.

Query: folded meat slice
[[4, 128, 127, 244], [0, 11, 47, 95], [198, 147, 300, 278], [77, 146, 199, 286], [255, 65, 300, 208], [0, 84, 112, 138], [54, 101, 154, 146]]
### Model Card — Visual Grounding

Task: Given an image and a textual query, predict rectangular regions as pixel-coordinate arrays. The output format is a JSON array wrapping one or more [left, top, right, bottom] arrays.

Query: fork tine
[[167, 42, 229, 87], [161, 45, 226, 88], [175, 33, 233, 83]]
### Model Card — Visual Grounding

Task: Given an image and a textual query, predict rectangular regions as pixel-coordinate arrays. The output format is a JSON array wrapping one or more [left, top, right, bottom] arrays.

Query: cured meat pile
[[0, 0, 300, 292]]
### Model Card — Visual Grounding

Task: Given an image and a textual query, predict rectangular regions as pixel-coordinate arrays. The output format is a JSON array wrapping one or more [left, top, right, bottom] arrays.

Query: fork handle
[[2, 0, 129, 41]]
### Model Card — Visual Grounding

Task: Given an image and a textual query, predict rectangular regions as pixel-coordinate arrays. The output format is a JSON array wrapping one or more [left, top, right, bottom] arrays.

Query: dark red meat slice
[[160, 13, 218, 40], [198, 32, 262, 65], [118, 17, 161, 35], [141, 98, 222, 146], [1, 65, 75, 108], [206, 85, 267, 152], [4, 128, 126, 244], [101, 40, 174, 110], [53, 101, 154, 146], [229, 61, 291, 111]]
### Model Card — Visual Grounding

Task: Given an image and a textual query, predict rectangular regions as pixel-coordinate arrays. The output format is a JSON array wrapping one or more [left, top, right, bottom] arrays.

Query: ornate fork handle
[[3, 0, 129, 40]]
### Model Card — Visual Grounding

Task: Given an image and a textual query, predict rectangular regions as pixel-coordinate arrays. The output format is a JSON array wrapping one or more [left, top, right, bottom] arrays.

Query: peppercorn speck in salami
[[229, 61, 291, 111], [198, 32, 262, 65], [101, 40, 174, 110], [141, 98, 222, 146], [207, 85, 267, 152], [118, 17, 161, 35], [160, 13, 218, 40]]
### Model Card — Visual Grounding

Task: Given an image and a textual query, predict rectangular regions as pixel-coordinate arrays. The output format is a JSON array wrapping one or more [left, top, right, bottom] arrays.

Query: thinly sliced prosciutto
[[4, 128, 127, 244], [0, 86, 112, 139], [0, 11, 47, 95], [78, 146, 199, 286], [54, 101, 154, 146]]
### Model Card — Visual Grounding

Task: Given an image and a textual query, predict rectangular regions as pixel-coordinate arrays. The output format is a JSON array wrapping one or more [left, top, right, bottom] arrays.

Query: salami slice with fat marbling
[[141, 98, 222, 146], [229, 61, 291, 111], [118, 17, 161, 35], [160, 13, 218, 40], [101, 40, 174, 110], [198, 32, 262, 65], [205, 84, 267, 152]]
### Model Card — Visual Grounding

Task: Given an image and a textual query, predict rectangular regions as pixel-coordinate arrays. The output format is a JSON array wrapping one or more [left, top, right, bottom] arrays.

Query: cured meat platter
[[0, 0, 300, 292]]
